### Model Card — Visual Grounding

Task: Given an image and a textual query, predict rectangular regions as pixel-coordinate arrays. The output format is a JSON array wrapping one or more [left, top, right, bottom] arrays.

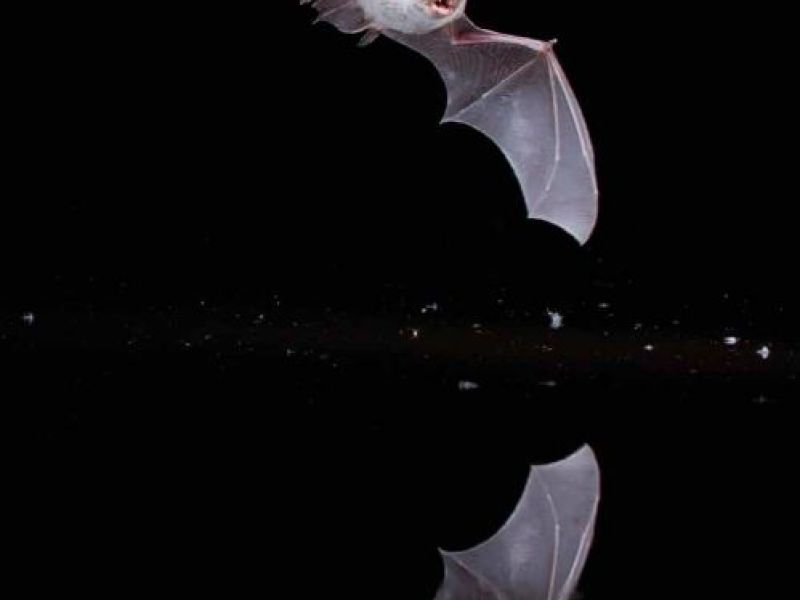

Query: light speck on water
[[457, 380, 480, 391], [756, 346, 770, 360], [420, 302, 440, 314], [547, 310, 563, 330]]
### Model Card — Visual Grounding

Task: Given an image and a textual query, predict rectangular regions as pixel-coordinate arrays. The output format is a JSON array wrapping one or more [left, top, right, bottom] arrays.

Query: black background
[[5, 2, 798, 597]]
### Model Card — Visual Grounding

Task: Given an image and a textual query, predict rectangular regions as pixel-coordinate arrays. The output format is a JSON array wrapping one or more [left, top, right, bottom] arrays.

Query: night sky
[[6, 2, 797, 597]]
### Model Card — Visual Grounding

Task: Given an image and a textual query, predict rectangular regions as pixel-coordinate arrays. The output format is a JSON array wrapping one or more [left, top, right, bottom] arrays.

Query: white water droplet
[[420, 302, 440, 314], [547, 310, 563, 330]]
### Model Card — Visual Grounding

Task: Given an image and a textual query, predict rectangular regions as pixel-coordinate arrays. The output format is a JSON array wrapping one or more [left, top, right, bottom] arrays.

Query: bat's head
[[361, 0, 465, 34]]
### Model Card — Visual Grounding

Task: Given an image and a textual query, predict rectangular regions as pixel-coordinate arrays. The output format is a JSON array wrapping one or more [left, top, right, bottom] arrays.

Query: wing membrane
[[386, 18, 598, 244], [434, 446, 600, 600]]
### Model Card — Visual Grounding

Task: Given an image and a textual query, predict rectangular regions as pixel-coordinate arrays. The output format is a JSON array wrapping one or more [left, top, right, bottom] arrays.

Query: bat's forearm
[[454, 28, 552, 52]]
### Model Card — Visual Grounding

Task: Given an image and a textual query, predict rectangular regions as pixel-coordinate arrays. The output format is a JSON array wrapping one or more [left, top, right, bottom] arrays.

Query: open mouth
[[426, 0, 459, 17]]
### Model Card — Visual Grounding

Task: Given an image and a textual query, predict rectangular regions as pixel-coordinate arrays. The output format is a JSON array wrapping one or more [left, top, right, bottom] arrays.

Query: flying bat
[[434, 445, 600, 600], [300, 0, 598, 244]]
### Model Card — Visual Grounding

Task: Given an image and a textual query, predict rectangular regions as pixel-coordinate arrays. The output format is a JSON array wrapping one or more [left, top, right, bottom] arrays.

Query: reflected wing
[[386, 18, 598, 244], [435, 446, 600, 600]]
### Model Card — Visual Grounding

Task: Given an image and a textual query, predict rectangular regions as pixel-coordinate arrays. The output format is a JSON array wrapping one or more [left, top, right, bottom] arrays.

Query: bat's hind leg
[[302, 0, 371, 34], [358, 28, 382, 47]]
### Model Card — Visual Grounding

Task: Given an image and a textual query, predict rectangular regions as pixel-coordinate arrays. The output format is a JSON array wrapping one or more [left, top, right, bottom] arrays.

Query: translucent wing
[[301, 4, 598, 244], [386, 18, 598, 244], [435, 446, 600, 600]]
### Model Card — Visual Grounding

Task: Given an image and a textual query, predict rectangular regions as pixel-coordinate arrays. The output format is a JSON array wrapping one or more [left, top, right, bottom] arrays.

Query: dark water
[[7, 3, 798, 598], [8, 284, 798, 598]]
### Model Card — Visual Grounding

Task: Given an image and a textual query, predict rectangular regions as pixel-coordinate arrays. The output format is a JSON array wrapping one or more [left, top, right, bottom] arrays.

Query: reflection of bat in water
[[434, 445, 600, 600], [300, 1, 598, 244]]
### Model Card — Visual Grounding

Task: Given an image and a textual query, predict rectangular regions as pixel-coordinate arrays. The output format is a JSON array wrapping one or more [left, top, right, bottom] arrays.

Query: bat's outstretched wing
[[435, 445, 600, 600], [386, 19, 598, 245], [302, 3, 598, 244]]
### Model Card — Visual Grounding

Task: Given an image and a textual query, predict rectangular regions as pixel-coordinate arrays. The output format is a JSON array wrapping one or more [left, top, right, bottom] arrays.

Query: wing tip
[[529, 444, 599, 476], [529, 195, 598, 246]]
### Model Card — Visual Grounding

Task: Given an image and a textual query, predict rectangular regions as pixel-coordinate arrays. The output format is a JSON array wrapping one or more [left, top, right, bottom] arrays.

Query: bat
[[300, 0, 598, 244], [434, 445, 600, 600]]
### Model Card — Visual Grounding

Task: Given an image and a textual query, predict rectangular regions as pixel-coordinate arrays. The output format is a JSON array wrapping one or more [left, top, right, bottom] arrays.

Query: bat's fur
[[301, 0, 465, 35]]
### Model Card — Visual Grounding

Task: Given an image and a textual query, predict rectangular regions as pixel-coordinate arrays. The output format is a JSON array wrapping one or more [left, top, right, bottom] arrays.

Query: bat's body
[[435, 446, 600, 600], [358, 0, 464, 34], [300, 0, 598, 244]]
